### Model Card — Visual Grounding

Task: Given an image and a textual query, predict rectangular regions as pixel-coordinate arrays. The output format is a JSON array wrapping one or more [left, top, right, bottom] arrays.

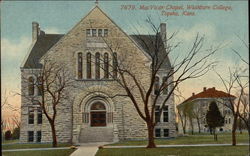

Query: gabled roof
[[181, 87, 236, 105], [22, 34, 63, 68], [22, 5, 171, 69], [22, 34, 170, 69], [130, 35, 171, 68]]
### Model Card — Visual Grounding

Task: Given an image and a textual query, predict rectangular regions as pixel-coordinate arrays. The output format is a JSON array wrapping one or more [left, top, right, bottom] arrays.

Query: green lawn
[[96, 146, 249, 156], [2, 143, 72, 150], [2, 140, 19, 144], [2, 149, 76, 156], [108, 132, 249, 146]]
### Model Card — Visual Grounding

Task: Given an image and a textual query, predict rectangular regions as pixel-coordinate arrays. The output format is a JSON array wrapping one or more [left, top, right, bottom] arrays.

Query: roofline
[[40, 5, 99, 61], [40, 5, 153, 62], [20, 40, 37, 68], [95, 6, 152, 60], [178, 96, 236, 107]]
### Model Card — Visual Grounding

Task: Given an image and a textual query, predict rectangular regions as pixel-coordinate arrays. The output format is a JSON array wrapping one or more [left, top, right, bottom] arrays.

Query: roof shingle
[[182, 87, 236, 104]]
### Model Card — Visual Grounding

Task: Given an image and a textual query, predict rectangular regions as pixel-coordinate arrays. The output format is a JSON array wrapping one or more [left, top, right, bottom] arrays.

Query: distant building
[[177, 87, 236, 134]]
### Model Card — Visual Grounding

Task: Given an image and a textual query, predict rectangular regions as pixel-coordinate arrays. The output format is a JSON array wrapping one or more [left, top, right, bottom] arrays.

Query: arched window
[[113, 53, 118, 78], [162, 76, 168, 95], [95, 52, 100, 79], [87, 53, 91, 79], [37, 76, 43, 96], [154, 76, 160, 95], [28, 77, 34, 96], [90, 102, 106, 127], [78, 52, 83, 79], [104, 53, 109, 79]]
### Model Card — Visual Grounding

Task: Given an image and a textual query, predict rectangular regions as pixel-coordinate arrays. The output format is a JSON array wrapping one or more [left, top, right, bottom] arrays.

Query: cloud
[[44, 27, 61, 34], [1, 37, 31, 99], [1, 36, 31, 61], [181, 23, 216, 41], [168, 23, 217, 44]]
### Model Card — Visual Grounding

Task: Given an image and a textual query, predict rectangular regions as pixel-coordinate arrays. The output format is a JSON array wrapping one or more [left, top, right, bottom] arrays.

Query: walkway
[[2, 147, 70, 152], [70, 142, 112, 156], [104, 143, 249, 149], [3, 143, 249, 155]]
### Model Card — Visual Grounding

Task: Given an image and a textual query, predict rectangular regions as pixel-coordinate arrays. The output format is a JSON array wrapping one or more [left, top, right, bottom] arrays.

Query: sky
[[1, 1, 249, 119]]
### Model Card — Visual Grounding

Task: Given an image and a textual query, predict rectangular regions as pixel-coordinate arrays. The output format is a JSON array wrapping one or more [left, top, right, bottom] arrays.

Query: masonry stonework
[[20, 6, 176, 143]]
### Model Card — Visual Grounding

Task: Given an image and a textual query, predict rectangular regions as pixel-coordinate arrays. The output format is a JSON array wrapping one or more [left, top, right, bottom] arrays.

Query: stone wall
[[20, 6, 176, 143]]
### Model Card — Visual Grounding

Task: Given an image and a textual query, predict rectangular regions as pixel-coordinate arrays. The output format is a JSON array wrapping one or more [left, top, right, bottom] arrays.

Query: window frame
[[104, 53, 109, 79], [163, 129, 169, 137], [37, 108, 42, 124], [104, 29, 108, 37], [36, 131, 42, 142], [28, 77, 35, 96], [95, 52, 100, 79], [28, 131, 34, 142], [78, 52, 83, 79], [155, 128, 161, 138], [86, 29, 91, 37], [162, 76, 168, 95], [92, 29, 97, 37], [154, 106, 160, 123], [86, 53, 92, 79], [28, 107, 34, 124], [98, 29, 103, 37], [154, 76, 160, 95], [113, 52, 118, 78], [163, 105, 169, 123], [37, 76, 43, 96]]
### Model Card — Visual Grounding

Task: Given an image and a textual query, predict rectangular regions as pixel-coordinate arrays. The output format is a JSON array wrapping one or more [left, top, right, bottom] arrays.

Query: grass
[[96, 146, 249, 156], [2, 140, 19, 144], [2, 149, 76, 156], [108, 132, 249, 146], [2, 143, 72, 150]]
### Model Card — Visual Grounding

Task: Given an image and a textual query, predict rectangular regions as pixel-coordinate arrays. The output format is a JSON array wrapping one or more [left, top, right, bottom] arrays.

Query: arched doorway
[[90, 102, 106, 127]]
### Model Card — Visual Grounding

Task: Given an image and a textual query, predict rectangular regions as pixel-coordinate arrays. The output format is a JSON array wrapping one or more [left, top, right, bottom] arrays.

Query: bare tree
[[21, 58, 72, 147], [12, 114, 21, 129], [232, 35, 249, 135], [193, 105, 204, 134], [88, 17, 221, 148], [238, 92, 249, 135], [215, 36, 248, 146], [177, 101, 195, 135], [177, 106, 188, 134], [215, 68, 243, 146]]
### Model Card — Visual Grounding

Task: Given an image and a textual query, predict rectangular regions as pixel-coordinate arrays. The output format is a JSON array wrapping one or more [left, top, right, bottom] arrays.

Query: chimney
[[160, 23, 166, 45], [32, 22, 39, 41], [203, 87, 206, 92], [192, 93, 195, 96], [212, 87, 215, 90]]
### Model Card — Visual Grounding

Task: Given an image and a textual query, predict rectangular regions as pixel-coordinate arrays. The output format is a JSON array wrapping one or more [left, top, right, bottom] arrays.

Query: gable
[[40, 6, 152, 63], [22, 34, 63, 68], [24, 5, 171, 70]]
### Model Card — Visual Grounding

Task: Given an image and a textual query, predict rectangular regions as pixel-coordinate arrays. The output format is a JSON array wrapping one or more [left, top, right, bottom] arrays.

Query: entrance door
[[91, 112, 106, 127]]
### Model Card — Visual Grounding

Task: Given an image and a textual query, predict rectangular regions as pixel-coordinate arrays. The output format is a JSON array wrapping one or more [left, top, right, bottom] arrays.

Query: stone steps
[[79, 127, 114, 143]]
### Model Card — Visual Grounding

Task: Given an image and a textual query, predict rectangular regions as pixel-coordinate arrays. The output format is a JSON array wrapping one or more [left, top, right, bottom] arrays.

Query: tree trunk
[[49, 121, 57, 147], [213, 128, 216, 141], [209, 128, 212, 135], [239, 119, 242, 134], [146, 122, 156, 148], [232, 115, 238, 146], [197, 118, 201, 133], [183, 127, 186, 134]]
